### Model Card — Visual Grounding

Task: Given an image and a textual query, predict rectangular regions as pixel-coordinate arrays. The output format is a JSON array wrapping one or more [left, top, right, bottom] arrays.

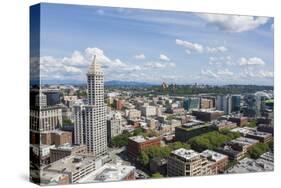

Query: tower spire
[[88, 55, 101, 74]]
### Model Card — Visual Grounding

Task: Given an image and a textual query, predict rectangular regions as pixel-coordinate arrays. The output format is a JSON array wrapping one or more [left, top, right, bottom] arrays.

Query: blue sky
[[36, 3, 274, 85]]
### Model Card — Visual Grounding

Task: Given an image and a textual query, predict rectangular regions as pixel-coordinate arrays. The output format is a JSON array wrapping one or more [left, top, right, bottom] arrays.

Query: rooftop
[[193, 109, 224, 113], [129, 135, 159, 143], [200, 150, 228, 162], [230, 127, 255, 135], [44, 154, 95, 173], [227, 152, 274, 173], [171, 148, 200, 160], [53, 144, 86, 151], [180, 122, 210, 131], [78, 163, 135, 183], [229, 137, 259, 146], [247, 130, 272, 138], [213, 120, 237, 127], [40, 171, 68, 185]]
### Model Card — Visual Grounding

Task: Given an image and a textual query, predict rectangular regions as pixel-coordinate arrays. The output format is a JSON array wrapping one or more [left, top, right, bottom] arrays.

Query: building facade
[[74, 56, 107, 157], [167, 148, 210, 177], [127, 135, 161, 160]]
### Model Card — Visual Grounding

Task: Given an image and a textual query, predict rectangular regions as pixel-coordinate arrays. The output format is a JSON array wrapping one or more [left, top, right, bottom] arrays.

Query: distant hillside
[[39, 79, 156, 87], [105, 80, 155, 87]]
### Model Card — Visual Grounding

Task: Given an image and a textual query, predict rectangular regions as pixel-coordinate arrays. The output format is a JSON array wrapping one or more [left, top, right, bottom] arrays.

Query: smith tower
[[74, 55, 107, 157]]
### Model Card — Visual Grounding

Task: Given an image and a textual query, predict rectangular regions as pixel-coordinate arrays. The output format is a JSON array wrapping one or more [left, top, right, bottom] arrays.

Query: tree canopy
[[248, 143, 270, 159], [138, 142, 190, 166], [188, 131, 240, 152]]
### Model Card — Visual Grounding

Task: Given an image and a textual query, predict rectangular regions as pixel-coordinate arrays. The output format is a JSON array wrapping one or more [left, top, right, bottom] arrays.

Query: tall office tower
[[183, 97, 200, 112], [74, 56, 107, 157], [231, 95, 241, 113], [216, 95, 232, 115]]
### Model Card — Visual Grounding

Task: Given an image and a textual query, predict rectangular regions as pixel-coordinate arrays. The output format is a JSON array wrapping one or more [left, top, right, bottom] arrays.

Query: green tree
[[248, 143, 269, 159], [133, 127, 144, 136], [139, 151, 150, 166], [268, 140, 274, 151], [188, 131, 238, 152], [247, 120, 257, 128], [110, 133, 130, 147], [168, 141, 190, 150], [62, 118, 73, 126], [189, 137, 212, 152]]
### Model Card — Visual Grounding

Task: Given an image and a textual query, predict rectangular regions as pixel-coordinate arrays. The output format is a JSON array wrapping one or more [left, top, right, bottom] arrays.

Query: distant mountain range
[[38, 79, 156, 87], [35, 79, 273, 88], [105, 80, 155, 87]]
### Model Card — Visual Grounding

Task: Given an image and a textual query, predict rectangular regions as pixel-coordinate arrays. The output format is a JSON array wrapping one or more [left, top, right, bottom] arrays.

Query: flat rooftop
[[78, 163, 135, 183], [200, 150, 228, 162], [129, 135, 159, 143], [44, 154, 95, 173], [213, 120, 237, 126], [230, 137, 259, 146], [227, 152, 274, 173], [193, 109, 224, 113], [171, 148, 200, 160], [52, 144, 85, 151], [247, 130, 272, 138], [180, 123, 210, 131], [230, 127, 255, 135], [40, 171, 68, 185]]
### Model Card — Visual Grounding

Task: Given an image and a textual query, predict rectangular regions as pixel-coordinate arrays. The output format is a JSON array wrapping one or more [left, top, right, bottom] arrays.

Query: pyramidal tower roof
[[88, 55, 102, 74]]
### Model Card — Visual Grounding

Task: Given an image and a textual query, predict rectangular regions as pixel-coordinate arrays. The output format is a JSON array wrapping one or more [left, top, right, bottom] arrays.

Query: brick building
[[127, 135, 161, 160]]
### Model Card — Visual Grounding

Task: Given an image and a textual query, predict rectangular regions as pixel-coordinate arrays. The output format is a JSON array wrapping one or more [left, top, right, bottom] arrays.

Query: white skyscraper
[[74, 56, 107, 157]]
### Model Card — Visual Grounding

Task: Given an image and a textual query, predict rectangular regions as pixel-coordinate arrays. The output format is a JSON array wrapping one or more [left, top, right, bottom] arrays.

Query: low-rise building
[[127, 135, 161, 160], [230, 127, 255, 136], [231, 128, 273, 143], [257, 124, 274, 135], [167, 148, 210, 177], [41, 130, 72, 146], [226, 137, 259, 154], [215, 145, 244, 161], [245, 131, 272, 143], [200, 150, 229, 174], [257, 118, 272, 125], [127, 109, 141, 120], [226, 152, 274, 173], [78, 163, 136, 183], [228, 117, 248, 127], [42, 154, 97, 184], [212, 120, 237, 131], [31, 144, 55, 166], [192, 110, 224, 122], [50, 144, 87, 163], [140, 106, 156, 117], [40, 171, 69, 185], [175, 122, 214, 142]]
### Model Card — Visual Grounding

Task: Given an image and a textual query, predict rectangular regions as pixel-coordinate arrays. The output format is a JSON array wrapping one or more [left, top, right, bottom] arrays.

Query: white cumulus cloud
[[176, 39, 204, 53], [206, 46, 227, 53], [239, 57, 265, 66], [198, 14, 269, 32], [159, 54, 170, 61], [134, 54, 146, 60]]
